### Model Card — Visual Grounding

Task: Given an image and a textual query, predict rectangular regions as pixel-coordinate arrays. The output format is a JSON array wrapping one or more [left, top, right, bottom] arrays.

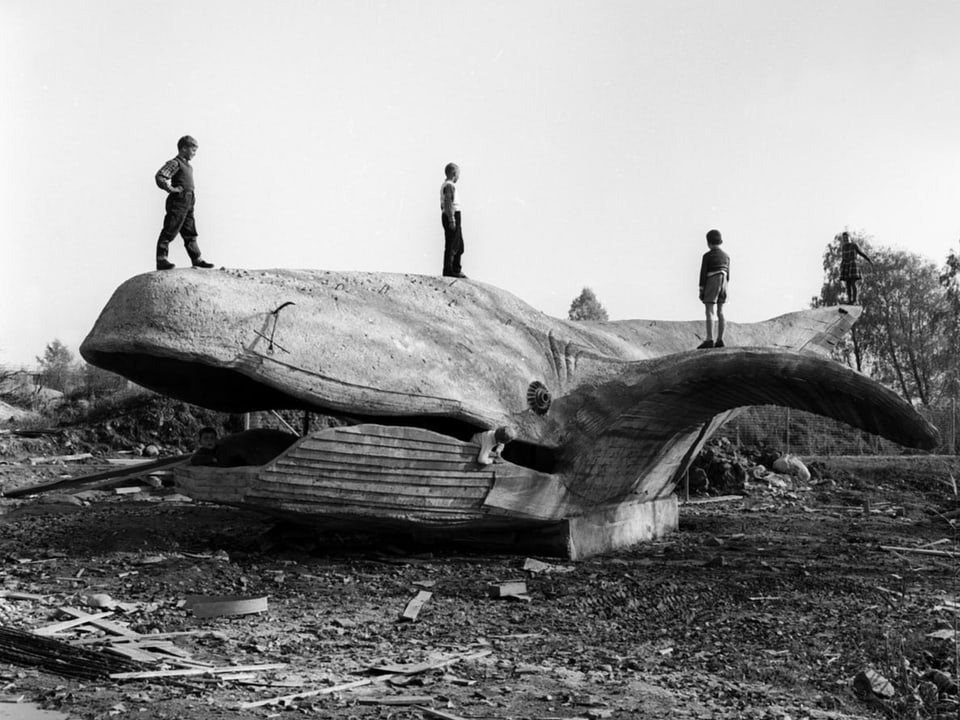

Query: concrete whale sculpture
[[80, 269, 939, 557]]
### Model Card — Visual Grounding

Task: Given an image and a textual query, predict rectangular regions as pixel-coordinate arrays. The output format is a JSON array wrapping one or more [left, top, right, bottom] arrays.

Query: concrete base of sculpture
[[411, 496, 679, 559], [563, 495, 678, 559]]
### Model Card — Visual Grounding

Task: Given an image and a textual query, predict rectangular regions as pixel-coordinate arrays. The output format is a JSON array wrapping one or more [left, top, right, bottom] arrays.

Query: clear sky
[[2, 0, 959, 367]]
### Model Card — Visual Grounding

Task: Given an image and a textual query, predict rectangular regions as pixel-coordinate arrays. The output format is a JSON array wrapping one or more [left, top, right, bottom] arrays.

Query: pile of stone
[[687, 437, 811, 496]]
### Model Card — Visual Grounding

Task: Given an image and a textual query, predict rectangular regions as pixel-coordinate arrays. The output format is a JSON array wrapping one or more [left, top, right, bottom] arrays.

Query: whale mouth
[[85, 350, 560, 473]]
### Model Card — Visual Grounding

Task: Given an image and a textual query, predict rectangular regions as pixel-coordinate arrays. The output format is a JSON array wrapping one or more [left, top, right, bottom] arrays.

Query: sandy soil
[[1, 443, 959, 720]]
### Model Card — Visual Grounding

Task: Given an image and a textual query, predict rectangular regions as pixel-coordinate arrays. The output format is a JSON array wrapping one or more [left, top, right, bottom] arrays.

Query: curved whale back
[[81, 269, 860, 423]]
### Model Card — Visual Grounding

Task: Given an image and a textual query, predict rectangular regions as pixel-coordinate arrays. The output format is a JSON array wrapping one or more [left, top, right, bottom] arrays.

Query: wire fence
[[722, 401, 959, 456]]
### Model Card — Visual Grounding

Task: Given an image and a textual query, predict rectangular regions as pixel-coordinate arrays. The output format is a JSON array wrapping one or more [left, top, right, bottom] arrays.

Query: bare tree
[[36, 339, 76, 393]]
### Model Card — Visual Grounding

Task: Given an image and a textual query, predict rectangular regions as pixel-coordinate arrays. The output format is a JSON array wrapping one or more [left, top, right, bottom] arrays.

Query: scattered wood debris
[[0, 591, 46, 602], [110, 663, 286, 681], [488, 581, 530, 601], [0, 625, 141, 680], [522, 558, 573, 574], [416, 707, 471, 720], [28, 453, 94, 465], [239, 649, 492, 710], [58, 606, 138, 637], [881, 545, 960, 559], [33, 611, 115, 637], [399, 590, 432, 622], [357, 694, 434, 706], [3, 455, 190, 498]]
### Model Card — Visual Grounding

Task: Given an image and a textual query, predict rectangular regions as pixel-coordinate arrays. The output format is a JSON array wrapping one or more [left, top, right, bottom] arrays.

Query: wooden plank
[[251, 477, 491, 499], [110, 663, 285, 680], [298, 438, 470, 459], [73, 629, 228, 645], [399, 591, 432, 622], [301, 435, 469, 454], [106, 458, 160, 466], [488, 581, 527, 599], [238, 649, 492, 711], [0, 591, 46, 601], [265, 463, 495, 485], [281, 448, 479, 469], [303, 428, 469, 444], [245, 487, 487, 510], [29, 452, 94, 464], [243, 495, 486, 520], [416, 708, 470, 720], [106, 645, 162, 664], [113, 487, 144, 495], [258, 474, 492, 497], [296, 446, 473, 461], [880, 545, 960, 558], [358, 695, 434, 706], [59, 607, 140, 638], [270, 461, 485, 481], [33, 611, 114, 636]]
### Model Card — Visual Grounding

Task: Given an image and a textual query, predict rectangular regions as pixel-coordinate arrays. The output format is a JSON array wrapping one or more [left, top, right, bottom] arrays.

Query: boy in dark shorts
[[698, 229, 730, 349]]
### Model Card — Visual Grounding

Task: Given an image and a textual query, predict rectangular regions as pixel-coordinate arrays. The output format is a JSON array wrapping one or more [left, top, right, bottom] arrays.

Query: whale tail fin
[[558, 347, 939, 505]]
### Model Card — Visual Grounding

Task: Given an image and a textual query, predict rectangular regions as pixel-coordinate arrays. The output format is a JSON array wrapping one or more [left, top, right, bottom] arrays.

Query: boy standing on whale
[[698, 229, 730, 349], [440, 162, 466, 278], [154, 135, 214, 271]]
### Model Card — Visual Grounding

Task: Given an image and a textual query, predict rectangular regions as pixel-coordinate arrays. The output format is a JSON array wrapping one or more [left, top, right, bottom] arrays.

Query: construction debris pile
[[688, 437, 813, 497]]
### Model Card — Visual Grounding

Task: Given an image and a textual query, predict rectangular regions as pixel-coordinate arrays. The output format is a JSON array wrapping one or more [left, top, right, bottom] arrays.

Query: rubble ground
[[1, 419, 959, 719]]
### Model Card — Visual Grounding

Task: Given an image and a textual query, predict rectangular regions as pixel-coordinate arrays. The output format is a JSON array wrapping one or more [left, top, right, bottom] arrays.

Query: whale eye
[[527, 381, 552, 415]]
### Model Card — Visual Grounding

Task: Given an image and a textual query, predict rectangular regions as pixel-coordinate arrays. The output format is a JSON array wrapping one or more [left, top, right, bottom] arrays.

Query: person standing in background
[[839, 231, 873, 304]]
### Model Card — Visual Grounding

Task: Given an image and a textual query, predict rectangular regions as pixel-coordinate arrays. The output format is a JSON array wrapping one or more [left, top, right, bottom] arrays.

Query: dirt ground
[[1, 431, 959, 720]]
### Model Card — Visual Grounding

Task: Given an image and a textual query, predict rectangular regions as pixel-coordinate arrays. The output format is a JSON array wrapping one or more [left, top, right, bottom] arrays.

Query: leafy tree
[[855, 248, 946, 406], [937, 247, 960, 397], [568, 287, 609, 321], [36, 339, 76, 393]]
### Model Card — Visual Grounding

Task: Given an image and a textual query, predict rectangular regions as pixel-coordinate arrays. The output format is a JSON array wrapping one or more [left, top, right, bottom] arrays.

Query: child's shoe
[[714, 338, 725, 348], [697, 340, 715, 349]]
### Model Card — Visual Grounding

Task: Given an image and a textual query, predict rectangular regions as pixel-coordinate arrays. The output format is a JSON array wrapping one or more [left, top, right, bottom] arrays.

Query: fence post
[[785, 408, 791, 455], [950, 397, 957, 455]]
